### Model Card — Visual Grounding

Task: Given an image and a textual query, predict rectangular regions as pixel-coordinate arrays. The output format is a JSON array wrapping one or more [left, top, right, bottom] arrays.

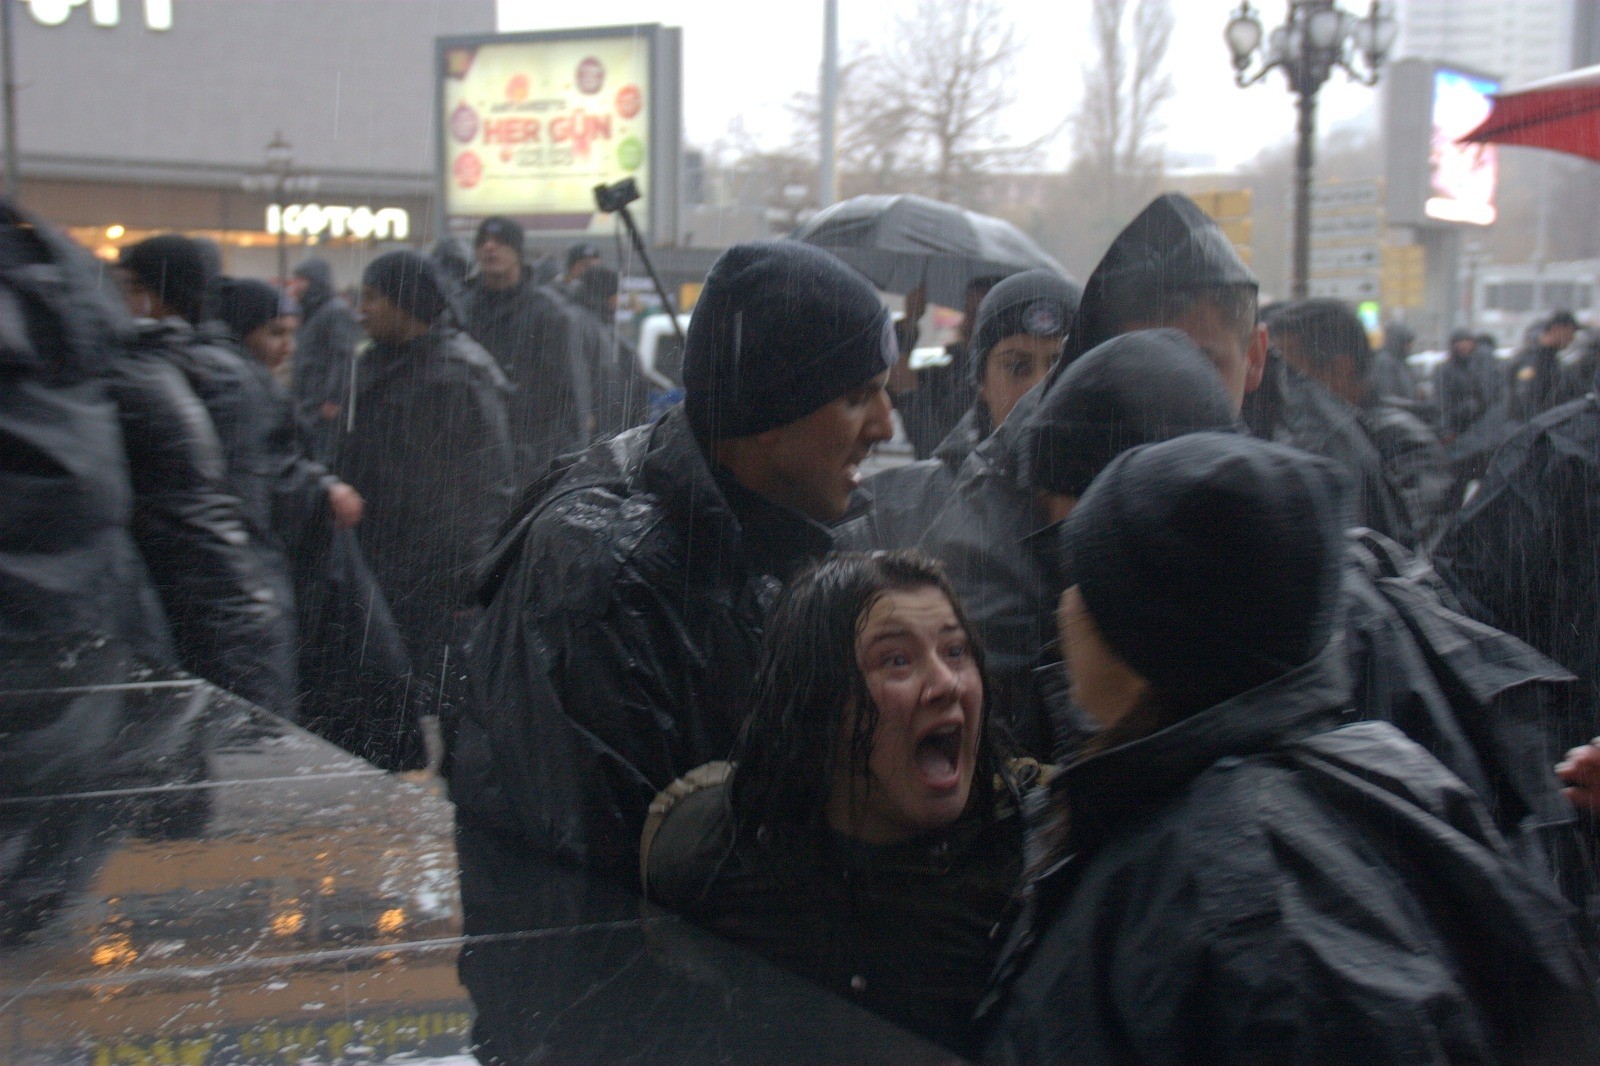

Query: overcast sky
[[496, 0, 1384, 172]]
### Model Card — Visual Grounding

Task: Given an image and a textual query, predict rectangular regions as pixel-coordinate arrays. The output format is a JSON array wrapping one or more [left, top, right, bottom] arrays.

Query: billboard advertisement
[[1426, 67, 1500, 226], [438, 25, 679, 242]]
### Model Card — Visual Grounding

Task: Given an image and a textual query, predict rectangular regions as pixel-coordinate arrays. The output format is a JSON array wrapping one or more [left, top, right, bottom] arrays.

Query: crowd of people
[[7, 186, 1600, 1062]]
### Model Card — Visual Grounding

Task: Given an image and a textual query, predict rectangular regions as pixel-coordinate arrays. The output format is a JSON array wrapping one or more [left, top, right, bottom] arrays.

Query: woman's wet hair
[[727, 550, 1001, 839]]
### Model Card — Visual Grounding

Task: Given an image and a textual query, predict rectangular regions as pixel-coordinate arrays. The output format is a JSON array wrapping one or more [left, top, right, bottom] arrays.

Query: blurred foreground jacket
[[128, 316, 296, 713], [0, 201, 140, 645]]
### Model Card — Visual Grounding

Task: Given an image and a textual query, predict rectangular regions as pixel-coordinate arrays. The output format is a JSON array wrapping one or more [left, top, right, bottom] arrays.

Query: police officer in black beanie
[[452, 240, 895, 913], [840, 268, 1078, 552], [988, 430, 1600, 1066], [338, 250, 513, 740]]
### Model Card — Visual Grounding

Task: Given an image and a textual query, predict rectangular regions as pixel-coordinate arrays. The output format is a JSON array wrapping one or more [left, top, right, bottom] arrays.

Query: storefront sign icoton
[[265, 204, 411, 241], [23, 0, 173, 31]]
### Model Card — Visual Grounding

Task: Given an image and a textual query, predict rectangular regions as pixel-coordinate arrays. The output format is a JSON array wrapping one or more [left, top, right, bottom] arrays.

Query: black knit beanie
[[214, 277, 291, 342], [968, 269, 1081, 390], [1021, 329, 1237, 498], [683, 240, 893, 441], [1061, 432, 1348, 710], [475, 215, 525, 257], [362, 250, 448, 325], [120, 235, 210, 324]]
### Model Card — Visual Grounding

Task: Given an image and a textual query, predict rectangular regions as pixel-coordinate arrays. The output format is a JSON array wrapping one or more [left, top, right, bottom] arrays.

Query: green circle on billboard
[[618, 137, 644, 171]]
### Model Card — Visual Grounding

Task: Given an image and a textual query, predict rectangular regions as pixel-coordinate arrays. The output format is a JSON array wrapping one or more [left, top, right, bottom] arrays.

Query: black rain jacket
[[1436, 394, 1600, 758], [451, 407, 835, 885], [1362, 398, 1455, 548], [0, 208, 141, 645], [1243, 353, 1417, 547], [339, 325, 514, 694], [983, 642, 1600, 1066], [460, 275, 587, 485]]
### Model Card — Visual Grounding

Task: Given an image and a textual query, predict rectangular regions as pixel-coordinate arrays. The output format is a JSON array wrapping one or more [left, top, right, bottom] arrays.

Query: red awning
[[1461, 64, 1600, 163]]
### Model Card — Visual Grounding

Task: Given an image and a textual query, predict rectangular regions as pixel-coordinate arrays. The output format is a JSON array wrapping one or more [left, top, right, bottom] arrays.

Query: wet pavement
[[0, 645, 960, 1065]]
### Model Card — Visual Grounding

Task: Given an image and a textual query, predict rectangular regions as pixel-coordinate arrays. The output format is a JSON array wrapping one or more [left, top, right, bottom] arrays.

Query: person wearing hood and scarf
[[983, 432, 1600, 1066], [288, 258, 361, 466], [340, 251, 514, 733], [917, 193, 1268, 758], [842, 270, 1079, 553]]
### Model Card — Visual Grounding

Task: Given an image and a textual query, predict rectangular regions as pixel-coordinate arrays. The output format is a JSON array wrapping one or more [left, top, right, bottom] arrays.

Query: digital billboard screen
[[1428, 67, 1500, 226], [440, 27, 661, 239]]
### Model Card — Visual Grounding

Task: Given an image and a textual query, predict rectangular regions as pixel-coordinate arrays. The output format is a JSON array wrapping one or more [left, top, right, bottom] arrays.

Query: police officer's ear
[[1246, 323, 1269, 395]]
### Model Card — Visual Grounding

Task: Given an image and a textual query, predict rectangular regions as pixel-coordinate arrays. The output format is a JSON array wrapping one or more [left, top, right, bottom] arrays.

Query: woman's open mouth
[[913, 722, 965, 790]]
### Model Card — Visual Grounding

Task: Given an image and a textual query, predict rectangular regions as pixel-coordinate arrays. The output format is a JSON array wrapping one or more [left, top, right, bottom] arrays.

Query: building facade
[[13, 0, 495, 283]]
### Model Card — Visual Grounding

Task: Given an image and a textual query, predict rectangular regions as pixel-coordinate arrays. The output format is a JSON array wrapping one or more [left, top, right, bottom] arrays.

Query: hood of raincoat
[[1061, 192, 1257, 366]]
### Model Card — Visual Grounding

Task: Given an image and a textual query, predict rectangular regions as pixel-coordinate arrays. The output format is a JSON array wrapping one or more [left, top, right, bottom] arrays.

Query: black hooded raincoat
[[983, 644, 1600, 1066], [452, 408, 835, 886]]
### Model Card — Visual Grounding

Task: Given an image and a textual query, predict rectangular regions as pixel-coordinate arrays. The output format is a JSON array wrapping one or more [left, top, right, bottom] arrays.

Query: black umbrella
[[791, 194, 1069, 308]]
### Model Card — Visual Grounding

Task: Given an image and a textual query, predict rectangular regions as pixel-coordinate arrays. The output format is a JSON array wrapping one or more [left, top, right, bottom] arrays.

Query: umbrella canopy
[[791, 194, 1069, 308], [1461, 64, 1600, 163]]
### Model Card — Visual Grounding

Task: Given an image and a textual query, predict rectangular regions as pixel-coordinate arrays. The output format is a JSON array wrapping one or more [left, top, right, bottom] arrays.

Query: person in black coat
[[1266, 299, 1452, 545], [287, 258, 361, 466], [215, 278, 420, 767], [919, 193, 1268, 758], [339, 251, 514, 728], [451, 240, 896, 908], [459, 216, 587, 486], [1508, 310, 1580, 423], [566, 265, 649, 440], [116, 235, 296, 713], [984, 432, 1600, 1066], [1438, 328, 1506, 440], [643, 551, 1028, 1058], [844, 270, 1079, 553]]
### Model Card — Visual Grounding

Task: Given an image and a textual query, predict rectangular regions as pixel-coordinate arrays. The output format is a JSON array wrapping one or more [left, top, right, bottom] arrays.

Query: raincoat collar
[[643, 408, 834, 585], [1054, 636, 1352, 850]]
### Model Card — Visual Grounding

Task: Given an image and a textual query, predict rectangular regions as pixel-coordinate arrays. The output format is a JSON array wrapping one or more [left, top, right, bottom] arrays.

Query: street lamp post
[[244, 131, 316, 283], [263, 132, 294, 284], [1225, 1, 1398, 299]]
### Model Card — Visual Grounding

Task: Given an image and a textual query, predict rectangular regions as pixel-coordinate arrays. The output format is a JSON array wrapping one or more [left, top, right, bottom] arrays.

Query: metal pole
[[819, 0, 839, 207], [616, 203, 685, 347], [1, 0, 20, 201], [1291, 86, 1317, 300], [276, 178, 288, 283]]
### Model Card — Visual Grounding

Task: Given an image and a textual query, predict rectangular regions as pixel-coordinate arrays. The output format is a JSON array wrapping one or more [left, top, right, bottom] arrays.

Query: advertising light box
[[438, 25, 680, 242], [1427, 68, 1500, 226]]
